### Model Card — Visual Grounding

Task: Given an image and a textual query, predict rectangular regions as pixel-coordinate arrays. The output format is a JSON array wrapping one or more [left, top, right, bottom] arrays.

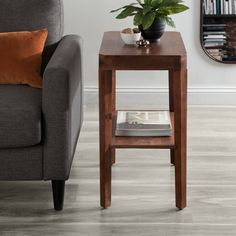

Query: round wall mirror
[[200, 0, 236, 63]]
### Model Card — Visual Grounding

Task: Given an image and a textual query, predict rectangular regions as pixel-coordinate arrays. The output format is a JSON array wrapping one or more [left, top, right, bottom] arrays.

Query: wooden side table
[[99, 31, 187, 210]]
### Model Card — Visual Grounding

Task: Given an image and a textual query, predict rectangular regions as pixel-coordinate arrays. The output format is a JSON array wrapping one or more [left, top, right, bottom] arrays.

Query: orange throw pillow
[[0, 29, 48, 88]]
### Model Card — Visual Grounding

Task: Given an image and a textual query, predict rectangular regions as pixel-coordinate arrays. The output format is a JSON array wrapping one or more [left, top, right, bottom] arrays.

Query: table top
[[99, 31, 186, 57]]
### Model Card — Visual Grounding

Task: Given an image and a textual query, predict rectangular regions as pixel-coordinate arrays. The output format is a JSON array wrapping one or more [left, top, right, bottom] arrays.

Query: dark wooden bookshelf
[[203, 14, 236, 23], [200, 0, 236, 63], [204, 14, 236, 18]]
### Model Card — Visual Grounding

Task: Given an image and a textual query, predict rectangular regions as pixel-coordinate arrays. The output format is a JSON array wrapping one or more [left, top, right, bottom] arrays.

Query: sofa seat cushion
[[0, 85, 42, 148]]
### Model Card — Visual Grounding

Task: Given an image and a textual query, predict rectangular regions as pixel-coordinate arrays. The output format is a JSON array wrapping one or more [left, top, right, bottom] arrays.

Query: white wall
[[64, 0, 236, 105]]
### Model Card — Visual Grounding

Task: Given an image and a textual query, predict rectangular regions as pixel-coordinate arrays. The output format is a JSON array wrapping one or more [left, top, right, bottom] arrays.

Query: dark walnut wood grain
[[99, 31, 187, 210], [99, 31, 186, 71]]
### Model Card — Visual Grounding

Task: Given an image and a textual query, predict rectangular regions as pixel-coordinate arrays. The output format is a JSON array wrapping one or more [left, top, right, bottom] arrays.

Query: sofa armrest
[[42, 35, 83, 180]]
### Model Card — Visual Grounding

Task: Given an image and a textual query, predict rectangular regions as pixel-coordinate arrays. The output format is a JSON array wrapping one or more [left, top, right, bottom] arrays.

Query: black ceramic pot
[[139, 18, 166, 42]]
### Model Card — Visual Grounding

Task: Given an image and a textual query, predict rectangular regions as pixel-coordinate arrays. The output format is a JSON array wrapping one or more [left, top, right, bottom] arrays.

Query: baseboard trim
[[84, 87, 236, 106]]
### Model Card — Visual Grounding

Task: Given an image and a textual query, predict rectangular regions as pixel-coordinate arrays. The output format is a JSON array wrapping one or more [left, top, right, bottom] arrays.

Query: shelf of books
[[202, 1, 236, 61], [204, 0, 236, 15], [202, 23, 227, 60], [112, 111, 175, 149]]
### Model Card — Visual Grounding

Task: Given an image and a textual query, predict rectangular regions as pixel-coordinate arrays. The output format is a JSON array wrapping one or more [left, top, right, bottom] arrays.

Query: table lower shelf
[[111, 112, 175, 149]]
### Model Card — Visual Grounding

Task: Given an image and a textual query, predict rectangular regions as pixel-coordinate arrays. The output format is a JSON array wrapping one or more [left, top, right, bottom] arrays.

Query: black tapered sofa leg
[[52, 180, 65, 211]]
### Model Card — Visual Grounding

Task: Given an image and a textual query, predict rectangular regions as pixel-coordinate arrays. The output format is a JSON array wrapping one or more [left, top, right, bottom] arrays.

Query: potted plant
[[111, 0, 189, 42]]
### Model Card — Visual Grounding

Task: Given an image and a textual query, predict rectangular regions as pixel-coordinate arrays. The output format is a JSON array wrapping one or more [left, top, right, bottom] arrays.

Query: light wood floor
[[1, 106, 236, 235]]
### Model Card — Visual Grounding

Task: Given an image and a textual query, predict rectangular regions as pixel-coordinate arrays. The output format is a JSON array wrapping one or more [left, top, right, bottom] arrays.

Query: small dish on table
[[120, 28, 141, 45]]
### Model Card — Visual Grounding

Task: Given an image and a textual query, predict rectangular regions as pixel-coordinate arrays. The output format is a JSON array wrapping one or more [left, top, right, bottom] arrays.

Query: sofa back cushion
[[0, 0, 64, 71], [0, 0, 63, 45]]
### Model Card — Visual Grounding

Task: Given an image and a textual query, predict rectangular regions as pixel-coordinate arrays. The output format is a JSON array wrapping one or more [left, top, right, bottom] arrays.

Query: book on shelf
[[222, 54, 236, 60], [204, 0, 236, 14], [204, 35, 226, 39], [214, 0, 217, 13], [233, 0, 236, 12], [204, 38, 226, 43], [115, 110, 172, 137], [203, 25, 226, 37], [207, 48, 222, 59], [204, 41, 226, 46], [203, 23, 227, 49], [205, 43, 225, 48], [229, 0, 233, 13], [203, 31, 226, 35], [203, 24, 226, 27], [221, 0, 224, 13], [207, 48, 221, 54], [225, 0, 229, 14]]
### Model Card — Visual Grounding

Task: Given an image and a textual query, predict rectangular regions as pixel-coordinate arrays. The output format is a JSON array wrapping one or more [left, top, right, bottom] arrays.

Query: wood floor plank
[[2, 223, 236, 236], [1, 106, 236, 235]]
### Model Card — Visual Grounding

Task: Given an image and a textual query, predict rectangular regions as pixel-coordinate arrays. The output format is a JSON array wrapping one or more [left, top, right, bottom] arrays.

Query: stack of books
[[207, 48, 222, 59], [115, 110, 172, 137], [203, 24, 226, 48], [203, 24, 227, 60], [204, 0, 236, 14], [204, 33, 226, 47]]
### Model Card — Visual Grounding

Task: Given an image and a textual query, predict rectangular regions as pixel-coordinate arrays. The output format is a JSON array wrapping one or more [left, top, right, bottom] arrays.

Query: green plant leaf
[[116, 6, 140, 19], [159, 4, 189, 15], [159, 0, 183, 6], [136, 0, 143, 5], [144, 0, 152, 5], [110, 3, 138, 13], [151, 0, 163, 8], [133, 10, 144, 25], [142, 11, 156, 29], [159, 15, 175, 27], [143, 5, 153, 14]]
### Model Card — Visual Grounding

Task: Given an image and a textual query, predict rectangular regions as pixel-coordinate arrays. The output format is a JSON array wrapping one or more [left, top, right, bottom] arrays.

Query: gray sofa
[[0, 0, 83, 210]]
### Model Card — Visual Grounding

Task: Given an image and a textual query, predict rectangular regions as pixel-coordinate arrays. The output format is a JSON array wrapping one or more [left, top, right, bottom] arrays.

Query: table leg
[[99, 69, 115, 209], [111, 149, 116, 165], [173, 68, 187, 210], [111, 71, 116, 165], [169, 70, 175, 166]]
